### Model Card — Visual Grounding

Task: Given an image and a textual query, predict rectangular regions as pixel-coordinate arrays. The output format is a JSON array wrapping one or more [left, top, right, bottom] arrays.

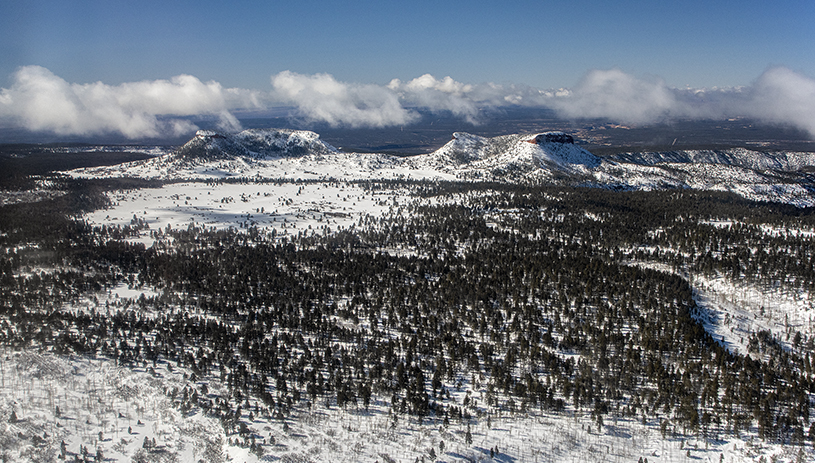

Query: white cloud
[[744, 67, 815, 136], [0, 66, 261, 138], [402, 74, 473, 94], [3, 66, 815, 140], [547, 68, 678, 124], [272, 72, 507, 127], [271, 71, 418, 128], [388, 74, 481, 124], [546, 67, 815, 138]]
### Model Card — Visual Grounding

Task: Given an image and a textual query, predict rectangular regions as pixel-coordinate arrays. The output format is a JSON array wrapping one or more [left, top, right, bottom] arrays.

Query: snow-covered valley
[[2, 128, 815, 462]]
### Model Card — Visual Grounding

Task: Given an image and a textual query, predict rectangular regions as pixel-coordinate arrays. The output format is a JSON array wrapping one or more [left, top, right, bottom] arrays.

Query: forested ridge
[[2, 178, 815, 455]]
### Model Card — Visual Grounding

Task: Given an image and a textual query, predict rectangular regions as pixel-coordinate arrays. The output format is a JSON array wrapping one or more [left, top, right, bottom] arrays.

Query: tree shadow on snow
[[474, 446, 517, 463], [601, 424, 631, 439]]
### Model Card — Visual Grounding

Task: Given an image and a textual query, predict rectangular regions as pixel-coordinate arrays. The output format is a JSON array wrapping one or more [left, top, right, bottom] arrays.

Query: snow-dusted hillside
[[172, 129, 340, 161], [593, 161, 815, 207], [68, 128, 815, 207], [416, 131, 600, 181], [611, 148, 815, 172], [4, 349, 802, 463], [70, 129, 443, 181]]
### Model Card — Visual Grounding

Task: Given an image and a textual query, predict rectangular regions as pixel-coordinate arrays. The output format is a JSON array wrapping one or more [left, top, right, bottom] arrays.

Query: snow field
[[84, 181, 421, 247], [692, 275, 815, 357], [0, 349, 225, 462], [0, 349, 807, 462]]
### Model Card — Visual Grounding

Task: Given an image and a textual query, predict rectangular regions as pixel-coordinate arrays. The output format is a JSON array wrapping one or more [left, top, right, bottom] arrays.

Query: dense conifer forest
[[2, 177, 815, 459]]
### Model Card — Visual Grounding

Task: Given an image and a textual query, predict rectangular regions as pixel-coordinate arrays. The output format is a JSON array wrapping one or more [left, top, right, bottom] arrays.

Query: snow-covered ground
[[8, 128, 815, 461], [692, 275, 814, 357], [0, 350, 224, 462], [84, 181, 416, 247], [1, 349, 808, 462]]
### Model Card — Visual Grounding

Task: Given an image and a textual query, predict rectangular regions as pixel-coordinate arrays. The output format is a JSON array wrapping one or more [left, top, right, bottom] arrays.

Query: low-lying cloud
[[271, 72, 544, 126], [547, 69, 678, 123], [546, 67, 815, 138], [271, 71, 417, 128], [388, 74, 480, 123], [0, 66, 260, 138], [273, 67, 815, 138], [2, 65, 815, 139], [746, 67, 815, 136]]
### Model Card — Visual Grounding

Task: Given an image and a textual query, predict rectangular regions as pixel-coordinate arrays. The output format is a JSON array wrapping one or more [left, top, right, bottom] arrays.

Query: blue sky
[[1, 0, 814, 139], [3, 0, 812, 89]]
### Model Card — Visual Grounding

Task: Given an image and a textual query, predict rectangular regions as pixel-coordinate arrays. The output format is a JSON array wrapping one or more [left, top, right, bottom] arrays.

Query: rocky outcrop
[[526, 132, 574, 145]]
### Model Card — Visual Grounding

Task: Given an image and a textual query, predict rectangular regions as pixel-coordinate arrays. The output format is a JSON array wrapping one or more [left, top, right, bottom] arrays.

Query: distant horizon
[[3, 110, 814, 156], [1, 1, 813, 141], [0, 65, 813, 144]]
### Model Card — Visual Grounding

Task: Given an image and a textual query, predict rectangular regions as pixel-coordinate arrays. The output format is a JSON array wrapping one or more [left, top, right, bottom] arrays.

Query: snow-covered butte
[[67, 128, 815, 206]]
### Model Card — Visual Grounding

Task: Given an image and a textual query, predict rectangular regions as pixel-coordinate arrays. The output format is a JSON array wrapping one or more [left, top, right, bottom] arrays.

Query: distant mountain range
[[69, 128, 815, 207]]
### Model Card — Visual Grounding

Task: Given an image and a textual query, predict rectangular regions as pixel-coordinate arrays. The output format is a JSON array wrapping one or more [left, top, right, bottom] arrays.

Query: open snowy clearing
[[626, 257, 815, 359], [692, 275, 814, 357], [84, 181, 422, 247]]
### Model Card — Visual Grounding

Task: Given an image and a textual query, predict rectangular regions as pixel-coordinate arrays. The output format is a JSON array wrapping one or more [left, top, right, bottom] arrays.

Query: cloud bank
[[547, 69, 678, 123], [271, 68, 815, 138], [0, 66, 261, 138], [271, 71, 418, 128], [388, 74, 480, 123], [2, 65, 815, 139], [546, 67, 815, 137], [746, 67, 815, 137]]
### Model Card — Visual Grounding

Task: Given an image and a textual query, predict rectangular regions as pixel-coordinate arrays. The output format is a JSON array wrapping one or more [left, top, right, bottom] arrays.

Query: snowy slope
[[412, 131, 600, 180], [70, 128, 446, 181], [173, 129, 340, 161], [4, 349, 803, 463], [611, 148, 815, 172], [592, 160, 815, 207]]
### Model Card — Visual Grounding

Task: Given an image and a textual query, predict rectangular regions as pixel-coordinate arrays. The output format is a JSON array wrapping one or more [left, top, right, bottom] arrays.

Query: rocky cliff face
[[526, 132, 574, 144]]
